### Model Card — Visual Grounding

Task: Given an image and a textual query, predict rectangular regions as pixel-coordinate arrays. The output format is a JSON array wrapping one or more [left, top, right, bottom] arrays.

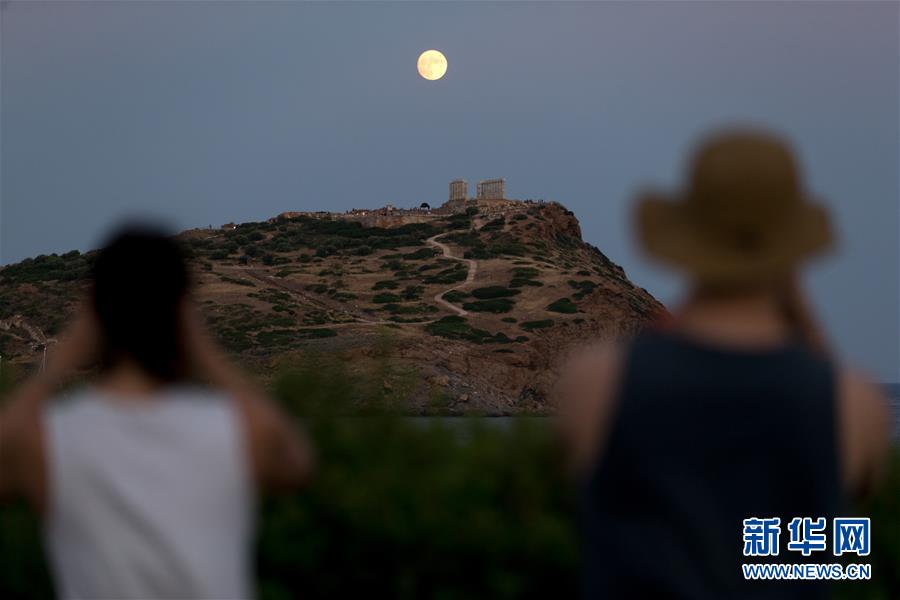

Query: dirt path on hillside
[[426, 233, 478, 317], [227, 233, 478, 329], [239, 268, 443, 329], [241, 268, 388, 327]]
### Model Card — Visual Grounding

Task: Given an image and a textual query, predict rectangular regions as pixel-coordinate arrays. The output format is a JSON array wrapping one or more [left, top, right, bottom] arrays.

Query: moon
[[417, 49, 447, 81]]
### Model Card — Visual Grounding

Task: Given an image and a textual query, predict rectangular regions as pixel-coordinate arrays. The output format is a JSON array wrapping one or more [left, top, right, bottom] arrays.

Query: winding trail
[[425, 233, 478, 317], [222, 233, 480, 330], [241, 268, 388, 327], [232, 232, 478, 329]]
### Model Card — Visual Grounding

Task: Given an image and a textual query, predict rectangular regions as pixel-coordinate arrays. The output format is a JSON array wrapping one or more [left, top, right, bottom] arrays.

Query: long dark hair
[[91, 226, 190, 382]]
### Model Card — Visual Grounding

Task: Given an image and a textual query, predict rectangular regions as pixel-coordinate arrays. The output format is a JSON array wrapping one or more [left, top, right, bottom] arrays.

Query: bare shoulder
[[836, 367, 891, 497], [839, 368, 890, 440], [230, 388, 314, 491], [556, 340, 626, 474], [0, 396, 47, 510]]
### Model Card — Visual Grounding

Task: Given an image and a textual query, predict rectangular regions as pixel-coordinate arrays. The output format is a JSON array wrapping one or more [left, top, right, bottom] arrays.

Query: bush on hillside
[[546, 298, 578, 314], [520, 319, 554, 331], [462, 299, 516, 314]]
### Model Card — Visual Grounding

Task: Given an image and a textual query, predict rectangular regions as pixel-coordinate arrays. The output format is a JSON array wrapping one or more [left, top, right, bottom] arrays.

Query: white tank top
[[43, 386, 255, 600]]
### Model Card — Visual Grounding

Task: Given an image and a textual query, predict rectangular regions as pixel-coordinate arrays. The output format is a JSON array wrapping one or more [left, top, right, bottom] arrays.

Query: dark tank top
[[582, 329, 844, 599]]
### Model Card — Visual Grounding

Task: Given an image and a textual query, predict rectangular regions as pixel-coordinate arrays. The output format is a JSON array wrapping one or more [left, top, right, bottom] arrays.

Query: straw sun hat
[[636, 128, 834, 284]]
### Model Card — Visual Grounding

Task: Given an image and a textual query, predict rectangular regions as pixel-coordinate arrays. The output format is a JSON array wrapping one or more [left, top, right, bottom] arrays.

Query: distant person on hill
[[0, 227, 314, 599], [557, 129, 891, 599]]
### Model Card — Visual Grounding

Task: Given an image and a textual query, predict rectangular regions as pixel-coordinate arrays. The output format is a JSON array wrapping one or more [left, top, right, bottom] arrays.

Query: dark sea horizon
[[419, 383, 900, 441]]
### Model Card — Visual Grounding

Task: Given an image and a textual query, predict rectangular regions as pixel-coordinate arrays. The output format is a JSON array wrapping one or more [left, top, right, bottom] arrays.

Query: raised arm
[[0, 308, 98, 509], [0, 376, 52, 505], [183, 305, 315, 490], [838, 368, 891, 501], [555, 342, 623, 476]]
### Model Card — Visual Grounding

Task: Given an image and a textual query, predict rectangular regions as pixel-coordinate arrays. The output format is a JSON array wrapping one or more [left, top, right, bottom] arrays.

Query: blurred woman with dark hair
[[558, 129, 890, 599], [0, 226, 314, 599]]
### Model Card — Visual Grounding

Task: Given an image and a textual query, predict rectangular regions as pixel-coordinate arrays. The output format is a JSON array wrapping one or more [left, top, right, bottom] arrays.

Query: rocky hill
[[0, 198, 665, 414]]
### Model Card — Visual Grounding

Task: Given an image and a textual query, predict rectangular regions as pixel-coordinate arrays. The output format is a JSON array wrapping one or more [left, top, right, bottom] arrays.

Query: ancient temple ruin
[[476, 178, 504, 200], [449, 179, 468, 202]]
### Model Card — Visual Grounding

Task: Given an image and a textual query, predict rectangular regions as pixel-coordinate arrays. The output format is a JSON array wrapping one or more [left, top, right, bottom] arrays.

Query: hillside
[[0, 198, 664, 414]]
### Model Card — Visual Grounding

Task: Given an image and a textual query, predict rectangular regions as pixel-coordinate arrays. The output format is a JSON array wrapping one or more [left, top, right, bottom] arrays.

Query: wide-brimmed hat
[[635, 128, 834, 284]]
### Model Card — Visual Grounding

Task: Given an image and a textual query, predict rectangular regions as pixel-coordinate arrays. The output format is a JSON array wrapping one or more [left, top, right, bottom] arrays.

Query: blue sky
[[1, 1, 898, 379]]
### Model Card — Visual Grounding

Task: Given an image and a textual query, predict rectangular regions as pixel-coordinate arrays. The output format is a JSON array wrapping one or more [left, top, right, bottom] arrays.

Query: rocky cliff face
[[527, 203, 583, 242], [0, 199, 665, 414]]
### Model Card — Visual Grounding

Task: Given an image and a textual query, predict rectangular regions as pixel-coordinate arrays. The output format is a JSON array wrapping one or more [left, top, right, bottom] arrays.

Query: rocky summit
[[0, 196, 665, 414]]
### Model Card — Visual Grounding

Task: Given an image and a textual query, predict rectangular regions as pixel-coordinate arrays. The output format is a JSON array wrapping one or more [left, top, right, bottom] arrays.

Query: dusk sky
[[2, 1, 898, 379]]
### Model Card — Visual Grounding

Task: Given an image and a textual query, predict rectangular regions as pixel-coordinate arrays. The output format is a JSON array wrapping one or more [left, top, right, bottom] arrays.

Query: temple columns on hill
[[476, 178, 504, 200], [449, 179, 468, 202]]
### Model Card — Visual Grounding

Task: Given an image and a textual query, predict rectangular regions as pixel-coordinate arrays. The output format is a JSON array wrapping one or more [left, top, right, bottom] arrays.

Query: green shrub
[[464, 248, 492, 260], [546, 298, 578, 314], [373, 293, 402, 304], [442, 290, 470, 304], [402, 285, 424, 301], [567, 280, 597, 300], [480, 217, 505, 232], [0, 252, 91, 284], [373, 280, 399, 290], [425, 316, 512, 344], [219, 275, 256, 287], [299, 328, 338, 339], [423, 265, 467, 285], [462, 299, 516, 314], [331, 292, 358, 302], [402, 248, 438, 261], [520, 319, 554, 331]]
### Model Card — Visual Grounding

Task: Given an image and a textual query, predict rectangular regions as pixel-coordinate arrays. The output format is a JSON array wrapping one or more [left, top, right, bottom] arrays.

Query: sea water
[[415, 384, 900, 440]]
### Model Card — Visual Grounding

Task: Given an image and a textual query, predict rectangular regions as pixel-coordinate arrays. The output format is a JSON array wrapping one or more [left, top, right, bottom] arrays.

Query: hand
[[45, 303, 102, 382], [180, 298, 218, 375]]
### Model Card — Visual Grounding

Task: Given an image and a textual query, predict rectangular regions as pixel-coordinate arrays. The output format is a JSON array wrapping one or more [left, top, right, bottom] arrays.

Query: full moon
[[417, 49, 447, 81]]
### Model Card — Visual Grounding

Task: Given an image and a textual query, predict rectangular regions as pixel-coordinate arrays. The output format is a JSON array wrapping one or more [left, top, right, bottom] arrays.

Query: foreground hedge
[[256, 418, 576, 599], [0, 417, 576, 600], [0, 360, 897, 599]]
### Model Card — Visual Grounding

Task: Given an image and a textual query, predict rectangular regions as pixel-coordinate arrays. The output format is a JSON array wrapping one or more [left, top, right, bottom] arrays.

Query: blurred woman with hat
[[558, 128, 890, 599]]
